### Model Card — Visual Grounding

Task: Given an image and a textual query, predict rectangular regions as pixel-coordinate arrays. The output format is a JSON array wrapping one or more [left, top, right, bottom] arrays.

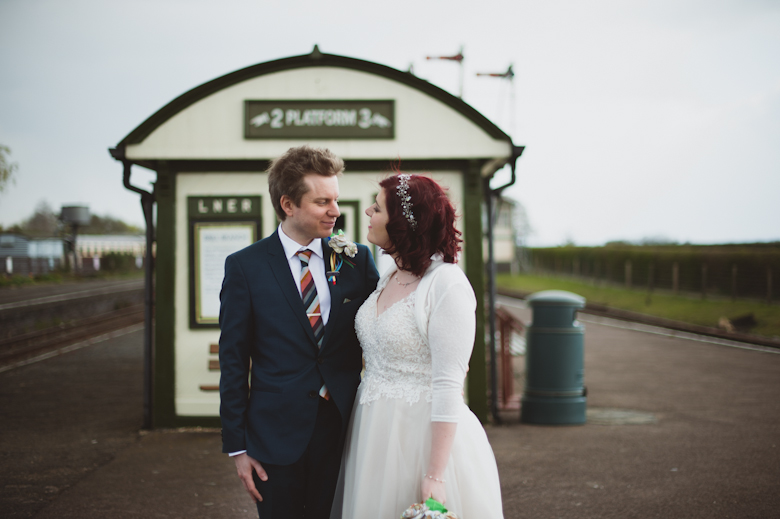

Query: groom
[[219, 145, 379, 518]]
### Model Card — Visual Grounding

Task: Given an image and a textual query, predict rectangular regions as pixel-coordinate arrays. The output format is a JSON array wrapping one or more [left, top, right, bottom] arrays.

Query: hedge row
[[528, 244, 780, 301], [98, 252, 140, 273]]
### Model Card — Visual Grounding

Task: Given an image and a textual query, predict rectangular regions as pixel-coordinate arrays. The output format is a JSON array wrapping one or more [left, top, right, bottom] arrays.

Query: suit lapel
[[267, 232, 318, 346]]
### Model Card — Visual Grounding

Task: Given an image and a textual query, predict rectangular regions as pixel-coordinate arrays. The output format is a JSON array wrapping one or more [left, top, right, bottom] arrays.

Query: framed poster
[[189, 196, 262, 328], [193, 222, 256, 325]]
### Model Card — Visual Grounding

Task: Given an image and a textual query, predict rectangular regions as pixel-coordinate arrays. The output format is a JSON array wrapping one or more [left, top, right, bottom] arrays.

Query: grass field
[[496, 272, 780, 339]]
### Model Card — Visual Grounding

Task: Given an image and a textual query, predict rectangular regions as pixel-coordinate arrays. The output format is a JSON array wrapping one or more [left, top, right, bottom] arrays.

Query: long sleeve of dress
[[427, 268, 477, 422]]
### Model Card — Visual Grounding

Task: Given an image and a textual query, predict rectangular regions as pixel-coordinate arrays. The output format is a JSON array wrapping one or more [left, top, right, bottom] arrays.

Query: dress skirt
[[331, 384, 504, 518]]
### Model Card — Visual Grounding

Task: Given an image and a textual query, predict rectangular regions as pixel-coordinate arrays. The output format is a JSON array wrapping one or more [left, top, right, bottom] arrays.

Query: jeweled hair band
[[396, 174, 417, 231]]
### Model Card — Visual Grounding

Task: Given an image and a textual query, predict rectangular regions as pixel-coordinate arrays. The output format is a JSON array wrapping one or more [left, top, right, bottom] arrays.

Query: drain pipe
[[485, 145, 525, 423], [110, 147, 155, 429]]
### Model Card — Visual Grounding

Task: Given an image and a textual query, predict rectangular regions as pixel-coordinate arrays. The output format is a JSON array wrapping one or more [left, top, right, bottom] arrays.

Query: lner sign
[[188, 196, 261, 219], [244, 100, 394, 139]]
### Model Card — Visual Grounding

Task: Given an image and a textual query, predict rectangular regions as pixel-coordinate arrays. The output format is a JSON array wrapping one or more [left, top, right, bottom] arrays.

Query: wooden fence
[[528, 245, 779, 303]]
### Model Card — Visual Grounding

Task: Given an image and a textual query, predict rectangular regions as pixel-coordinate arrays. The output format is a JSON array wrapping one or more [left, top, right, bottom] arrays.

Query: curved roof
[[117, 47, 511, 148]]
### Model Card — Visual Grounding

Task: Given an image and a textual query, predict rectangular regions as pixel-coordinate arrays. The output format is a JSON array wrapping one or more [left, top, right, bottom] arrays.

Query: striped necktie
[[297, 250, 325, 346], [297, 250, 329, 400]]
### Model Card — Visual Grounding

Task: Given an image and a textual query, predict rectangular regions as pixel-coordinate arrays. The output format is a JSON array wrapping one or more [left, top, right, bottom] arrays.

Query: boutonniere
[[326, 230, 357, 285]]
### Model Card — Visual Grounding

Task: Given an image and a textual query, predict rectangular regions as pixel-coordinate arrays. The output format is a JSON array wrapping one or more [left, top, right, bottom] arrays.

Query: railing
[[495, 306, 525, 411]]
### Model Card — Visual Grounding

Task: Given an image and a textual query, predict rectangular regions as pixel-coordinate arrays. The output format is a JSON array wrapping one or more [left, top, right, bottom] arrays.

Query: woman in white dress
[[331, 173, 504, 518]]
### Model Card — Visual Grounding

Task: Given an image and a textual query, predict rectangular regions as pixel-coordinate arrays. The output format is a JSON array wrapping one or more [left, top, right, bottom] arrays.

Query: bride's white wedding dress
[[331, 263, 504, 518]]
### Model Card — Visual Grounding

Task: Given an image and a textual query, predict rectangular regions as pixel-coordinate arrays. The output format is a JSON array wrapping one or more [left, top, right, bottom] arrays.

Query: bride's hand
[[421, 476, 446, 504]]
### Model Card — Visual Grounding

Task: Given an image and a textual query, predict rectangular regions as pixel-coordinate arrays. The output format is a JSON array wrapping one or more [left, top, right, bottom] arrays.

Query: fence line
[[529, 248, 778, 304]]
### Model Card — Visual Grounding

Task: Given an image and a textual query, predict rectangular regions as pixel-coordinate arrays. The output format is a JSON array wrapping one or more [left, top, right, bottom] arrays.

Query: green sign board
[[244, 100, 394, 139], [187, 196, 262, 328], [188, 196, 261, 219]]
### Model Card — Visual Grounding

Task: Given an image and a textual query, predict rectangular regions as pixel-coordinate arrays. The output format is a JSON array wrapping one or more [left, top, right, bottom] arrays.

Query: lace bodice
[[355, 289, 434, 406], [355, 262, 478, 422]]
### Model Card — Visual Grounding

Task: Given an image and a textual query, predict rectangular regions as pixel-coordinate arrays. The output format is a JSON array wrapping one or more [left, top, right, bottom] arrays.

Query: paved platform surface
[[1, 300, 779, 518]]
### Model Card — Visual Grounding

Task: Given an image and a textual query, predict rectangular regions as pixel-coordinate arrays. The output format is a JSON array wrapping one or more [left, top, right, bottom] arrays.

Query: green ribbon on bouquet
[[424, 498, 448, 513]]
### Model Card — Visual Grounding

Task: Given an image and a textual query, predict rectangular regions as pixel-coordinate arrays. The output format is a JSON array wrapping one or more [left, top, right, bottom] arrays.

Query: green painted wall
[[152, 167, 176, 427]]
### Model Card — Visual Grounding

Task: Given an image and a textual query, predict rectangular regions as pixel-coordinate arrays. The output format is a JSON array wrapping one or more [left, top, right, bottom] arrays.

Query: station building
[[0, 234, 63, 276], [111, 47, 522, 427], [0, 233, 147, 276]]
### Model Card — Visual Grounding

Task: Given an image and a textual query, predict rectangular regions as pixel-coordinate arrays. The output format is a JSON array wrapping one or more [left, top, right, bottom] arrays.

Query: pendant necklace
[[395, 272, 419, 287]]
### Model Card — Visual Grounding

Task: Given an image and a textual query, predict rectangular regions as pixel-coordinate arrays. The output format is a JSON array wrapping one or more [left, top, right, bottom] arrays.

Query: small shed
[[110, 47, 522, 427], [1, 234, 64, 275]]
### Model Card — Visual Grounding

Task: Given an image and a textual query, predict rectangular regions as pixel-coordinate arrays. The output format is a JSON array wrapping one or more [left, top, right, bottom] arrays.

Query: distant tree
[[639, 235, 678, 246], [605, 240, 632, 247], [80, 214, 142, 235], [510, 199, 532, 247], [0, 145, 19, 195], [1, 224, 23, 234], [20, 200, 59, 237], [8, 201, 142, 237]]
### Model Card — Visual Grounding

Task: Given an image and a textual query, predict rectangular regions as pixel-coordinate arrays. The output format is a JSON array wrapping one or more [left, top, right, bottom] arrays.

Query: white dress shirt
[[277, 224, 331, 325]]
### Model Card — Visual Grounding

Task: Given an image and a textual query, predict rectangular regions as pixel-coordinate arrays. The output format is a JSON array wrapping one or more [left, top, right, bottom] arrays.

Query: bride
[[331, 173, 504, 518]]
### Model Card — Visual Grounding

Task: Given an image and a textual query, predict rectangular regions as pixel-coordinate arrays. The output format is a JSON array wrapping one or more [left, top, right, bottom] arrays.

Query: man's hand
[[234, 453, 267, 502]]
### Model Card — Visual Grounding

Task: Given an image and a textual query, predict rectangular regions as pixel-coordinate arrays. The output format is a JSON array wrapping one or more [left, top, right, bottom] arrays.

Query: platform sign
[[189, 196, 261, 328], [244, 100, 394, 139]]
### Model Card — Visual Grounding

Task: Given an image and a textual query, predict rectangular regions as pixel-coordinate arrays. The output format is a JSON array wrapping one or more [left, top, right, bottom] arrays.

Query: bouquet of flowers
[[401, 498, 458, 519]]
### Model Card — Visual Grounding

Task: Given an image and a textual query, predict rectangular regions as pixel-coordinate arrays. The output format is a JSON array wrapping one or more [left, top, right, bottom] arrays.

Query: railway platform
[[1, 293, 779, 518]]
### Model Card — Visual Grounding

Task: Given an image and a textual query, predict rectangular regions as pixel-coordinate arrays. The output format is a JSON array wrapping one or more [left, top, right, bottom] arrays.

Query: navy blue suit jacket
[[218, 231, 379, 465]]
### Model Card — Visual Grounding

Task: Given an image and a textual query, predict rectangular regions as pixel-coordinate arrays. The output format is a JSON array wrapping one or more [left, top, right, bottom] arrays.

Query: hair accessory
[[396, 174, 417, 231]]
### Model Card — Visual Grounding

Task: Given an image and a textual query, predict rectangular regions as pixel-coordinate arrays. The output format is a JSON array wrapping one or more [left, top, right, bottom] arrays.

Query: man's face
[[281, 174, 340, 245]]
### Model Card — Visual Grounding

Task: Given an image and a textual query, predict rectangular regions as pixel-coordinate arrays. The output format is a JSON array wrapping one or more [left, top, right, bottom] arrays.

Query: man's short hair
[[267, 146, 345, 221]]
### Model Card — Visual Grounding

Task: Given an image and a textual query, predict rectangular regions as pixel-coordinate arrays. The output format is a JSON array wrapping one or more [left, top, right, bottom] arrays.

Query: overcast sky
[[1, 0, 778, 246]]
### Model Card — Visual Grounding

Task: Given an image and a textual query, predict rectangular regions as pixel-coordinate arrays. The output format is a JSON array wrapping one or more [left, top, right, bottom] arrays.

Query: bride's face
[[365, 188, 391, 249]]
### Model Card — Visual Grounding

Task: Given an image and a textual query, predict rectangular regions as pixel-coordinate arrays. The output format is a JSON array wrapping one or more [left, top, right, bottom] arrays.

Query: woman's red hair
[[379, 172, 462, 277]]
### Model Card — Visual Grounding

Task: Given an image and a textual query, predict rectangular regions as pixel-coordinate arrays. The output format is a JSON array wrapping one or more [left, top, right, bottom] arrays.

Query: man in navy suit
[[219, 146, 379, 518]]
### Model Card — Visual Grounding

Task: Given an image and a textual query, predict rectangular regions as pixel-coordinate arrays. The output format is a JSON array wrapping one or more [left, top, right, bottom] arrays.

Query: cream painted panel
[[127, 67, 510, 161], [175, 172, 270, 416], [174, 170, 465, 416]]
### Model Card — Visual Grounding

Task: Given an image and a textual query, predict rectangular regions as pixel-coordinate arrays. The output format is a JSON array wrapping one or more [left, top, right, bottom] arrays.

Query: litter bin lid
[[527, 290, 586, 307]]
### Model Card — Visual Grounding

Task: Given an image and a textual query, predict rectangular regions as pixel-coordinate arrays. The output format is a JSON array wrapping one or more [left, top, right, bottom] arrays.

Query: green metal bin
[[521, 290, 587, 424]]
